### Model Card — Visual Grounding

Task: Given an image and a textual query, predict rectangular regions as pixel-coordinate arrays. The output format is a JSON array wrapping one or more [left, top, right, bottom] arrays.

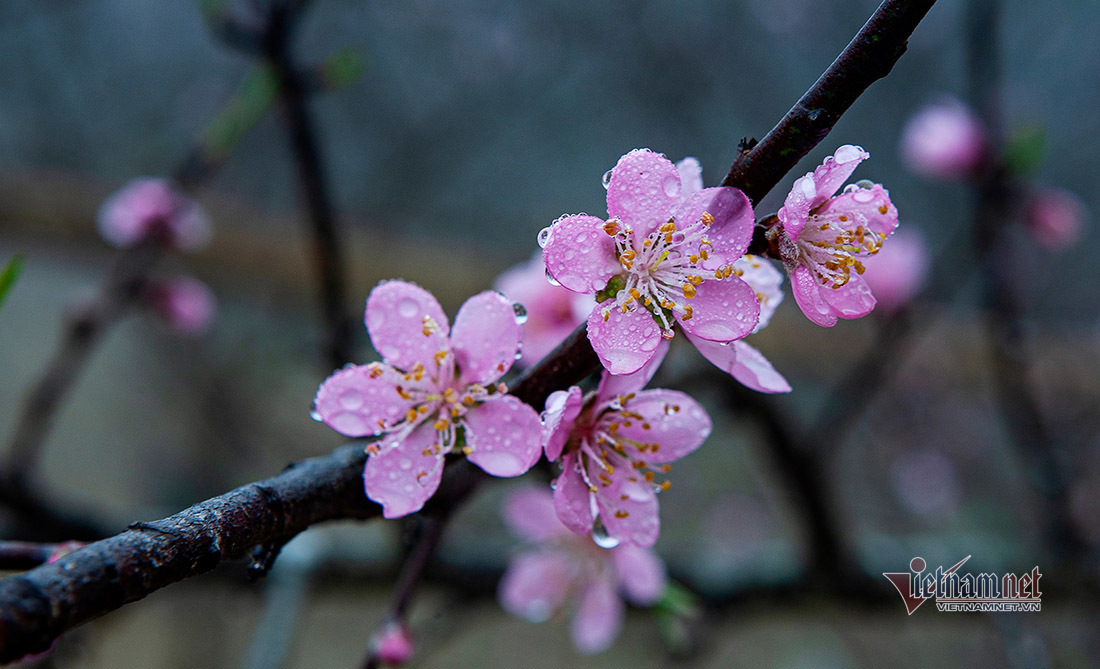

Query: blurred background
[[1, 0, 1098, 666]]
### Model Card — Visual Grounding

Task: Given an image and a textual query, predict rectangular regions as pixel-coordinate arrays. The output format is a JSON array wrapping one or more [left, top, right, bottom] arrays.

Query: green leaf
[[0, 254, 25, 312], [594, 275, 626, 304], [1004, 125, 1046, 177], [200, 65, 280, 160], [651, 581, 701, 655]]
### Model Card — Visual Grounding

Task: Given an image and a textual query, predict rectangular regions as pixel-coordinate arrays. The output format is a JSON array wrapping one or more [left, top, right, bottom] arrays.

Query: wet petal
[[612, 389, 711, 464], [541, 214, 620, 294], [464, 395, 542, 477], [363, 424, 443, 518], [821, 273, 877, 319], [606, 149, 681, 237], [594, 464, 660, 548], [586, 300, 663, 375], [672, 186, 754, 263], [778, 173, 816, 241], [554, 452, 595, 536], [675, 157, 703, 198], [504, 487, 569, 542], [810, 144, 869, 205], [571, 576, 624, 655], [451, 291, 522, 385], [542, 386, 584, 461], [676, 276, 760, 343], [499, 551, 573, 623], [819, 183, 899, 237], [734, 255, 785, 333], [612, 544, 667, 606], [366, 280, 451, 372], [790, 265, 839, 327], [595, 339, 670, 408], [313, 363, 416, 437]]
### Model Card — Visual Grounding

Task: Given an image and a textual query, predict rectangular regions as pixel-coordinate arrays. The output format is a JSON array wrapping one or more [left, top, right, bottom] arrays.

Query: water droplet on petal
[[855, 179, 875, 190], [329, 412, 368, 434], [339, 389, 364, 410], [309, 408, 323, 422], [544, 268, 561, 287], [662, 174, 680, 197], [834, 145, 864, 163], [380, 345, 401, 361], [397, 298, 419, 318], [537, 226, 552, 248], [852, 189, 875, 203], [512, 302, 528, 324], [399, 458, 412, 470], [592, 516, 620, 549], [602, 169, 613, 190]]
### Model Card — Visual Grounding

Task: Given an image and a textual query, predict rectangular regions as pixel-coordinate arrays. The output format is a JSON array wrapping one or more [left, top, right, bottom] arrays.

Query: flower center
[[791, 213, 884, 289], [598, 212, 735, 332]]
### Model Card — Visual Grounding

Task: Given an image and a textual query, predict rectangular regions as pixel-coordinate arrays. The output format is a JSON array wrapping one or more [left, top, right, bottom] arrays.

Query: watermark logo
[[883, 556, 1042, 614]]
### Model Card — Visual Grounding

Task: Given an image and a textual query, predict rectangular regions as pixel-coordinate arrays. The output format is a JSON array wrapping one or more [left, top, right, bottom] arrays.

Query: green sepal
[[0, 254, 25, 312]]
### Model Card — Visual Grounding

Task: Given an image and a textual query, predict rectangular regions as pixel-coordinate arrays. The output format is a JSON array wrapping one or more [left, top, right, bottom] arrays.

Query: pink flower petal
[[542, 214, 620, 294], [503, 487, 569, 542], [809, 144, 869, 205], [595, 339, 670, 408], [363, 424, 443, 518], [729, 341, 791, 393], [586, 300, 664, 375], [499, 551, 573, 623], [451, 291, 522, 385], [543, 386, 584, 461], [313, 363, 416, 437], [493, 252, 588, 365], [365, 281, 451, 372], [606, 149, 681, 237], [862, 227, 929, 314], [734, 255, 785, 333], [821, 273, 877, 319], [778, 173, 817, 241], [464, 395, 543, 477], [594, 464, 660, 548], [612, 389, 711, 464], [672, 186, 754, 264], [675, 276, 760, 343], [612, 544, 667, 606], [571, 576, 624, 655], [675, 157, 704, 198], [553, 452, 595, 536], [819, 183, 899, 237], [790, 265, 839, 327]]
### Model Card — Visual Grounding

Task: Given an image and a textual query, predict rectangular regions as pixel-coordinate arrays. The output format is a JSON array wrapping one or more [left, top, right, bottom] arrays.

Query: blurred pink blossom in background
[[97, 177, 211, 250], [147, 276, 217, 335], [493, 252, 589, 367], [900, 99, 988, 179], [861, 227, 930, 314], [1024, 187, 1087, 251]]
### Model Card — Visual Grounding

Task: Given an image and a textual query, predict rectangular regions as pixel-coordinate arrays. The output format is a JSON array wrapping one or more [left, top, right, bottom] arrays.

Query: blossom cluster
[[312, 145, 902, 655]]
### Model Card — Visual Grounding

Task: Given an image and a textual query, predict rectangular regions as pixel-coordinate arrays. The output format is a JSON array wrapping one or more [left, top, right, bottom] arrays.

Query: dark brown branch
[[726, 0, 936, 218], [0, 541, 82, 572], [262, 0, 355, 370], [0, 0, 937, 656]]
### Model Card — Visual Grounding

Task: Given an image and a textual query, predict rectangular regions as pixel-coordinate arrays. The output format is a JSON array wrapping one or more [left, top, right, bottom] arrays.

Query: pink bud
[[861, 227, 929, 314], [900, 100, 987, 179], [97, 178, 211, 251], [1024, 188, 1086, 251], [147, 276, 216, 335], [371, 622, 414, 666]]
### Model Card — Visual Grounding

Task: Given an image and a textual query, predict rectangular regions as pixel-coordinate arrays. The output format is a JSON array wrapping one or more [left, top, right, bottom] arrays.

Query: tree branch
[[0, 0, 937, 658]]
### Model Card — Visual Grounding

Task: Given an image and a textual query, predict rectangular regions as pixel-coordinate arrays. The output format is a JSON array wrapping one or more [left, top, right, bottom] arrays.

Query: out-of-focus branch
[[0, 0, 938, 656]]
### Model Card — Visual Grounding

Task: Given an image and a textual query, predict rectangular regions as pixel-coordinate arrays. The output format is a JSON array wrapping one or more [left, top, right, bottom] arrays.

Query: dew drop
[[834, 145, 864, 163], [329, 412, 367, 434], [544, 268, 561, 286], [399, 458, 413, 470], [591, 516, 620, 549], [662, 174, 680, 197], [397, 298, 419, 318], [851, 189, 875, 203], [602, 169, 613, 190], [855, 179, 875, 190], [512, 302, 528, 324], [309, 407, 323, 422], [380, 345, 401, 361], [537, 226, 552, 248], [339, 389, 364, 410]]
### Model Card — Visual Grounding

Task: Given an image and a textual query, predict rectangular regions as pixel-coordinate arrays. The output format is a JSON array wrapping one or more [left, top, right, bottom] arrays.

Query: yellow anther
[[405, 408, 418, 423], [434, 350, 448, 366], [463, 396, 475, 405], [462, 446, 473, 455], [418, 405, 428, 414], [366, 443, 380, 455], [368, 365, 384, 378], [839, 215, 849, 222], [700, 248, 709, 260], [614, 510, 630, 519], [396, 386, 412, 400], [659, 220, 677, 233], [682, 305, 693, 321], [629, 288, 642, 301], [690, 254, 699, 264], [603, 219, 621, 236], [682, 283, 697, 299], [701, 211, 714, 226], [377, 419, 387, 429], [661, 299, 675, 310], [878, 203, 889, 215], [659, 480, 672, 492], [691, 275, 703, 285], [644, 471, 655, 482], [433, 419, 448, 431], [603, 310, 610, 322]]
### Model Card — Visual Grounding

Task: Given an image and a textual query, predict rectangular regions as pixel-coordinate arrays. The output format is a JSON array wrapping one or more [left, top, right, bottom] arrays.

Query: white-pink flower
[[146, 276, 217, 335], [541, 341, 710, 548], [775, 145, 899, 327], [900, 99, 987, 179], [540, 149, 760, 375], [312, 280, 542, 518], [97, 177, 211, 251], [493, 252, 590, 367], [498, 487, 667, 655]]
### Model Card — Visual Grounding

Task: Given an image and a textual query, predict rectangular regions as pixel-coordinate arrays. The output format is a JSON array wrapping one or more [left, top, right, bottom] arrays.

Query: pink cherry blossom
[[861, 227, 929, 314], [900, 99, 987, 179], [774, 145, 900, 327], [541, 341, 711, 548], [312, 280, 542, 518], [97, 177, 211, 251], [1024, 187, 1087, 251], [540, 149, 760, 375], [146, 276, 217, 335], [370, 621, 414, 665], [498, 487, 667, 655], [493, 252, 590, 366], [675, 158, 791, 393]]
